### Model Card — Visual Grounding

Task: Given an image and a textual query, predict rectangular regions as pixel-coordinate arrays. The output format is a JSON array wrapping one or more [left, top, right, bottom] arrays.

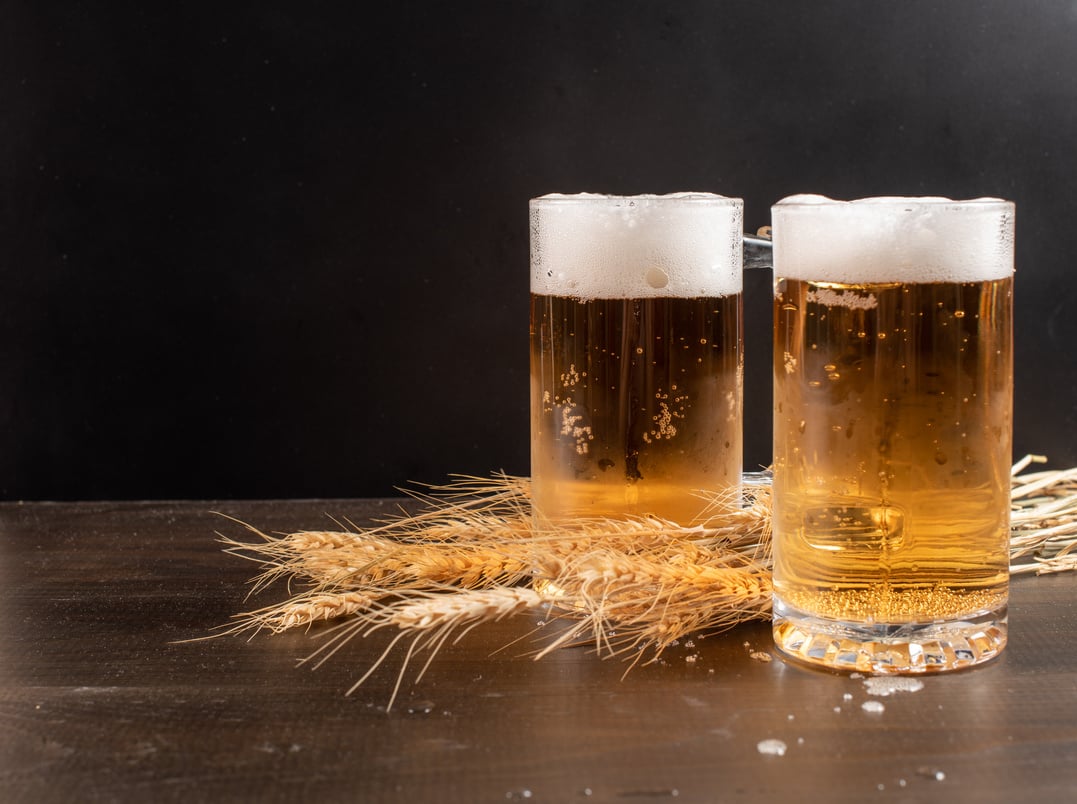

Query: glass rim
[[772, 194, 1014, 212], [530, 192, 742, 208]]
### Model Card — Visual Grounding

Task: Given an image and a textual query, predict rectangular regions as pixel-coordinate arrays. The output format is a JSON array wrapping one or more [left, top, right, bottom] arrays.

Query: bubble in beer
[[645, 266, 670, 289]]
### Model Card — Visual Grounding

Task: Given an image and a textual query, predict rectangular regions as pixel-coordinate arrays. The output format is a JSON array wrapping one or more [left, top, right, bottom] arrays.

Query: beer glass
[[529, 193, 744, 525], [771, 195, 1015, 673]]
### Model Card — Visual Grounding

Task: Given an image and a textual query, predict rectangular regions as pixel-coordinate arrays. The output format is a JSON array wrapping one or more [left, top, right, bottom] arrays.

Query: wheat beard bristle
[[293, 586, 552, 711]]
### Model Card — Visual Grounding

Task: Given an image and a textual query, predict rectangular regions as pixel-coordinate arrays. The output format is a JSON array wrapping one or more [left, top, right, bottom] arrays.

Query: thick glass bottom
[[772, 596, 1007, 674]]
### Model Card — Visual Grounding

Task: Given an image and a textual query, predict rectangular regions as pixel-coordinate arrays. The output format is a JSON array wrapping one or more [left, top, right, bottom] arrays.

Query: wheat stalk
[[247, 591, 377, 634], [301, 586, 552, 710]]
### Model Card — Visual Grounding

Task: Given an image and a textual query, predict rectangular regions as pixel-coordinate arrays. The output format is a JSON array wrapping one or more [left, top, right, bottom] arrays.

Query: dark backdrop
[[4, 1, 1076, 501]]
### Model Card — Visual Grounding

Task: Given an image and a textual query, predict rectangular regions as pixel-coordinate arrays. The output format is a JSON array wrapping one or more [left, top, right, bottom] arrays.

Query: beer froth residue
[[805, 287, 878, 310], [772, 195, 1014, 284], [530, 193, 743, 300], [863, 676, 925, 696]]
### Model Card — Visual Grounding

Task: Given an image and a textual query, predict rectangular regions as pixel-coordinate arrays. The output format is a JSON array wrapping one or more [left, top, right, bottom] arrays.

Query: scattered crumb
[[842, 693, 853, 702], [756, 738, 787, 757], [861, 700, 885, 714]]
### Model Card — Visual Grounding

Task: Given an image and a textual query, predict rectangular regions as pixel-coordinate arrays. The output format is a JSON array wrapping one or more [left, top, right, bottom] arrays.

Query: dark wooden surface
[[2, 499, 1076, 803]]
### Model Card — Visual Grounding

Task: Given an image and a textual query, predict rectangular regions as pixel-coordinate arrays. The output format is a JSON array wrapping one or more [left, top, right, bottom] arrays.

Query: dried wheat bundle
[[1008, 455, 1077, 575], [215, 458, 1076, 707], [215, 478, 770, 707]]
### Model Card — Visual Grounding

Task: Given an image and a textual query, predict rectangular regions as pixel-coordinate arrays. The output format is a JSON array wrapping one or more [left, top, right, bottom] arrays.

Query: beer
[[530, 293, 742, 523], [529, 193, 743, 524], [771, 196, 1015, 673]]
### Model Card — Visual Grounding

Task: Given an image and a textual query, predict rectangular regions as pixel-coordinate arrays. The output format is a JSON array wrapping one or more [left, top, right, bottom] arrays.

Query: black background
[[4, 1, 1076, 501]]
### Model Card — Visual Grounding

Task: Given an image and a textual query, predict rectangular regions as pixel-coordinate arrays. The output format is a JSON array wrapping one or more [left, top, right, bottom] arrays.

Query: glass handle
[[744, 231, 773, 270]]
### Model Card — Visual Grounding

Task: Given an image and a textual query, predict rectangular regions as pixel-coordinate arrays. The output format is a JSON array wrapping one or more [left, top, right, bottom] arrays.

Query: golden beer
[[771, 196, 1015, 673], [529, 193, 743, 524]]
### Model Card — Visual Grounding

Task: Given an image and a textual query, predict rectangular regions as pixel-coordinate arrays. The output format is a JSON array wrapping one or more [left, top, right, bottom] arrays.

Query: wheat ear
[[296, 586, 551, 711]]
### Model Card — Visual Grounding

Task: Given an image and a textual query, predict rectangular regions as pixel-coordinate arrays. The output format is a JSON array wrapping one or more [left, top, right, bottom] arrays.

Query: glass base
[[772, 597, 1007, 674]]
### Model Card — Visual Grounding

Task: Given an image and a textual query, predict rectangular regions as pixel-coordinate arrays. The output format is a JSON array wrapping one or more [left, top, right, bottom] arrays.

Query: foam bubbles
[[530, 193, 743, 300], [772, 195, 1015, 283], [863, 676, 925, 696]]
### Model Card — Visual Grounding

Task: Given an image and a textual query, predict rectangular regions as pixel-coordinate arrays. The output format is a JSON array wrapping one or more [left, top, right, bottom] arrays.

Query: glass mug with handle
[[529, 193, 746, 526], [770, 195, 1015, 673]]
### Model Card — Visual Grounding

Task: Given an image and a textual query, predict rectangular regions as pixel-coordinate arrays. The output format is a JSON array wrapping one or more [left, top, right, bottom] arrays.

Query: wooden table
[[3, 499, 1076, 803]]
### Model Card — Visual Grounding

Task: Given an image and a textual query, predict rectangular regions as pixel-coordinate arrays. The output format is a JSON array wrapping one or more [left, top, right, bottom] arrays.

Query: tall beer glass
[[530, 193, 744, 525], [771, 195, 1015, 673]]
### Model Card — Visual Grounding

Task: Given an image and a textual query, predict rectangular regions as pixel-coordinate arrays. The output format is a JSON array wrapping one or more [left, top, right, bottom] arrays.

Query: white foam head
[[530, 193, 744, 300], [771, 195, 1015, 283]]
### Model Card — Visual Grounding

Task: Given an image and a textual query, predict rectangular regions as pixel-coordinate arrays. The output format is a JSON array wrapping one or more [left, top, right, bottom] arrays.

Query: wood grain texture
[[2, 500, 1076, 803]]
